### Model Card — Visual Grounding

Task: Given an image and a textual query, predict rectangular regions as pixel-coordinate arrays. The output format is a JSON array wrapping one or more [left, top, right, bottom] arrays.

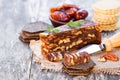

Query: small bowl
[[49, 16, 67, 27]]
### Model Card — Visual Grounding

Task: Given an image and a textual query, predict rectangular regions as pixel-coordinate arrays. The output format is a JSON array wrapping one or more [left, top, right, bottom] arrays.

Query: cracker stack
[[19, 21, 50, 43], [62, 60, 96, 76], [92, 0, 120, 31]]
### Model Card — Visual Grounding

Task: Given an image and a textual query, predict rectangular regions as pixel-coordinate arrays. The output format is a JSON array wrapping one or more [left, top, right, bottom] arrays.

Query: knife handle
[[102, 32, 120, 51]]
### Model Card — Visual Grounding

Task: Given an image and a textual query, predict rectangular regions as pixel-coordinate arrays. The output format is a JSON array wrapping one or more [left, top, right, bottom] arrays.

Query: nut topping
[[98, 53, 119, 62], [59, 40, 63, 44], [83, 41, 87, 44], [59, 38, 70, 44], [76, 39, 83, 44], [98, 57, 107, 62], [84, 58, 87, 63], [49, 44, 58, 48], [66, 46, 69, 50], [75, 31, 82, 35], [88, 34, 95, 38], [95, 26, 102, 32], [43, 48, 49, 53], [63, 38, 70, 43], [53, 47, 60, 51], [69, 44, 73, 48], [72, 42, 76, 46], [61, 46, 65, 51]]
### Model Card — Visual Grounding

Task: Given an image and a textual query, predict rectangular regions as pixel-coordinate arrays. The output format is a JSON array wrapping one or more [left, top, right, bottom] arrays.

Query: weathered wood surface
[[0, 0, 31, 80], [0, 0, 120, 80]]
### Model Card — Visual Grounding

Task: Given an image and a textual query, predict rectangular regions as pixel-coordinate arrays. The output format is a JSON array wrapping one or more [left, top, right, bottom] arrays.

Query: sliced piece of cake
[[40, 20, 101, 62]]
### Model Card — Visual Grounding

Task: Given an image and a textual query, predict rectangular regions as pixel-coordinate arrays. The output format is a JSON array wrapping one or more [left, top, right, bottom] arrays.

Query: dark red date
[[50, 4, 88, 22], [65, 8, 77, 17], [51, 11, 70, 22], [75, 10, 88, 20]]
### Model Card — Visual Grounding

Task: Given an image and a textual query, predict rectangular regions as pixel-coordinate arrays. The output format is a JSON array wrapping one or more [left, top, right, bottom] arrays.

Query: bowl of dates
[[50, 4, 88, 27]]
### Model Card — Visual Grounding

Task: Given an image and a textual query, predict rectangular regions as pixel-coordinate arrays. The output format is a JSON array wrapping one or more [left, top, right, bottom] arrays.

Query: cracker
[[92, 18, 118, 31], [22, 31, 40, 37], [93, 13, 118, 25], [62, 60, 95, 76], [93, 16, 118, 25], [93, 7, 120, 15], [101, 23, 118, 31], [63, 60, 95, 70], [62, 66, 93, 73], [21, 32, 40, 38], [19, 36, 30, 43], [20, 32, 39, 40], [22, 21, 50, 34], [62, 68, 91, 76], [92, 0, 120, 15], [92, 18, 117, 25], [19, 34, 39, 43]]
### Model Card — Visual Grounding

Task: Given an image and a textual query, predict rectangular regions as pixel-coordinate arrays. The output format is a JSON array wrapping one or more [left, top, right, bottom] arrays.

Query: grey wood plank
[[30, 60, 120, 80], [0, 0, 32, 80]]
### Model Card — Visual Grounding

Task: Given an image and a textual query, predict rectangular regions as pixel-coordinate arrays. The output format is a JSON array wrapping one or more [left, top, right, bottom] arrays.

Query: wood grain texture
[[0, 0, 31, 80], [0, 0, 120, 80]]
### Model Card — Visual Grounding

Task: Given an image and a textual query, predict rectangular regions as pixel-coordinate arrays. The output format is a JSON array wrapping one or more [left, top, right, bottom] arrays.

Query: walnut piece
[[98, 53, 119, 62], [98, 57, 107, 62], [104, 53, 119, 61], [88, 34, 95, 38]]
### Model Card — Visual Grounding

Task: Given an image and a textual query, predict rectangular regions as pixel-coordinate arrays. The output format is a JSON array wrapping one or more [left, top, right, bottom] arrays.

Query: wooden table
[[0, 0, 120, 80]]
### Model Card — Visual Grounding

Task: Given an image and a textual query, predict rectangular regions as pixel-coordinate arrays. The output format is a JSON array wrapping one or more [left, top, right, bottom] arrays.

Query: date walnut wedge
[[40, 20, 101, 62]]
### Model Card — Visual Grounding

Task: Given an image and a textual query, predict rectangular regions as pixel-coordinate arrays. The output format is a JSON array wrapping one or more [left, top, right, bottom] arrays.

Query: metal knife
[[76, 32, 120, 54]]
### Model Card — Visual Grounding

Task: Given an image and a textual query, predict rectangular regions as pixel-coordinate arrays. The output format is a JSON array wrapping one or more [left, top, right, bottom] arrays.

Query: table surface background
[[0, 0, 120, 80]]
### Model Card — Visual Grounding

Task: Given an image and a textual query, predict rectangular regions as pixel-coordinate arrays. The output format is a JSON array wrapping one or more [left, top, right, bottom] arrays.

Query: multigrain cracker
[[62, 60, 95, 76], [92, 0, 120, 15], [92, 0, 120, 31]]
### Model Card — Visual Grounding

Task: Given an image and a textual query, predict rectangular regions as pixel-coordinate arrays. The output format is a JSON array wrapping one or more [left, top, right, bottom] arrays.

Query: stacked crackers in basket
[[92, 0, 120, 31]]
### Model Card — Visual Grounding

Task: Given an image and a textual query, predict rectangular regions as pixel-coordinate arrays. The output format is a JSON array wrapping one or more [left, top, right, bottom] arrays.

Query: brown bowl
[[49, 16, 67, 27]]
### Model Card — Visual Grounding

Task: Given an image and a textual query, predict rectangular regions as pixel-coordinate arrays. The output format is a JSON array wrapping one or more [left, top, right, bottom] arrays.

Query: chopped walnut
[[98, 57, 107, 62], [98, 53, 119, 62], [104, 53, 119, 61]]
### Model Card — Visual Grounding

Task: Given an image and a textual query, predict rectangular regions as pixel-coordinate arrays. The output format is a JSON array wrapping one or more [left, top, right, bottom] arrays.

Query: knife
[[76, 32, 120, 54]]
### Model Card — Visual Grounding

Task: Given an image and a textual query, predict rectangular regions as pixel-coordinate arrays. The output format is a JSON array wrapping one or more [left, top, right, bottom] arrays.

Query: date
[[50, 4, 88, 22], [51, 11, 70, 22], [65, 8, 77, 17]]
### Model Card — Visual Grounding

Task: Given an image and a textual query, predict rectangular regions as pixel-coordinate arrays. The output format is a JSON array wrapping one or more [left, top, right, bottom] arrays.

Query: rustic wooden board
[[0, 0, 120, 80], [30, 62, 120, 80]]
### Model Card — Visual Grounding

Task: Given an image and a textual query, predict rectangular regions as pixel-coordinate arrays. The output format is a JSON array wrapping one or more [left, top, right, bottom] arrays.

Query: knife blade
[[76, 32, 120, 54], [76, 43, 106, 54]]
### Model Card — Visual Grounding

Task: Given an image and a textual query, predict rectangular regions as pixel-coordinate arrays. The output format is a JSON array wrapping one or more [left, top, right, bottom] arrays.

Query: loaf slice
[[40, 20, 101, 61]]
